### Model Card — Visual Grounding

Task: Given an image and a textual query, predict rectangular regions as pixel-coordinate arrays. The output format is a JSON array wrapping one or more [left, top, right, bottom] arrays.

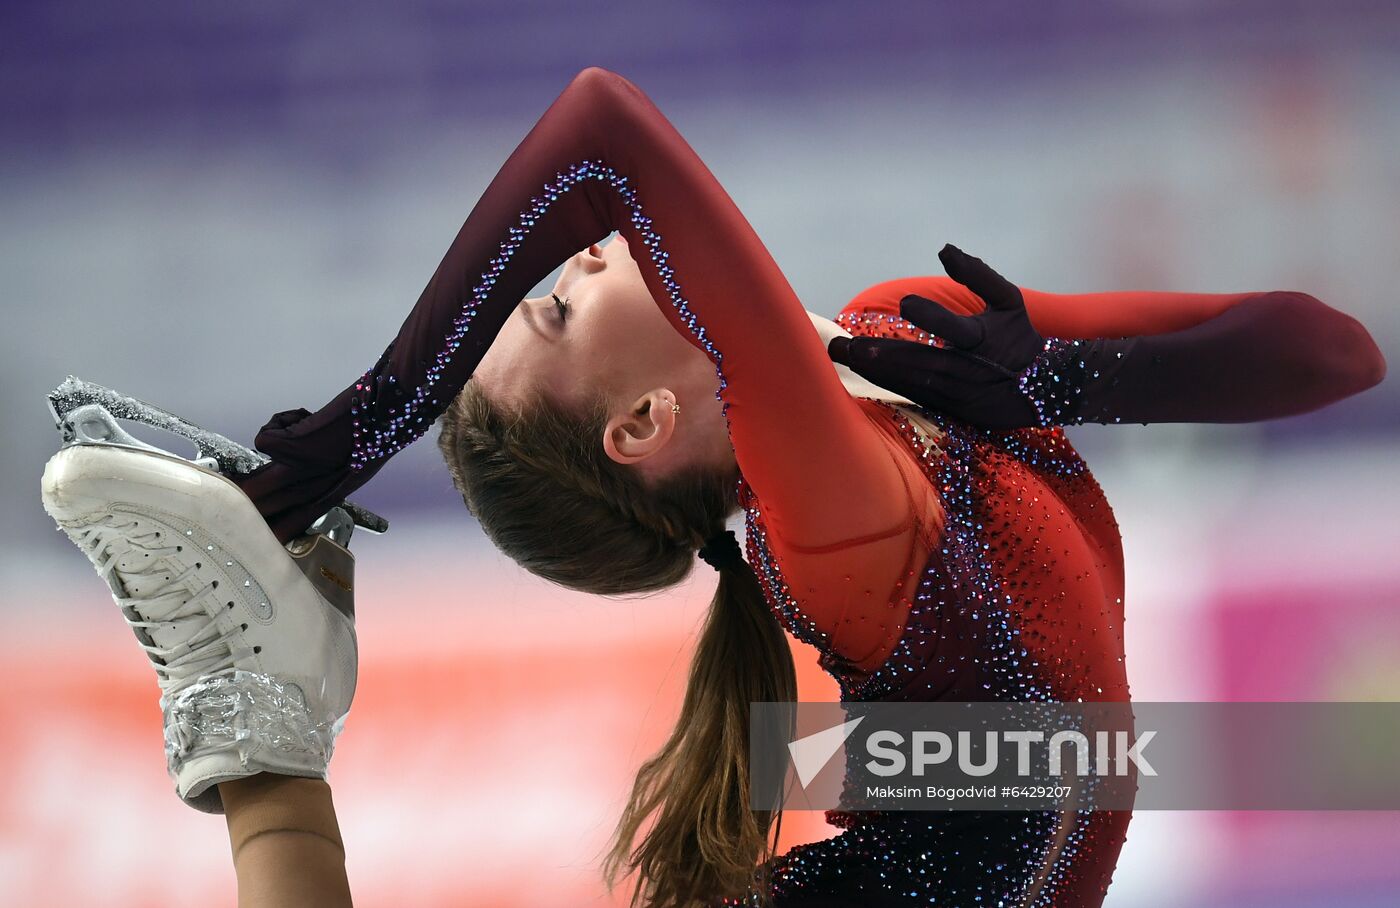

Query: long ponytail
[[438, 383, 796, 906], [603, 550, 797, 907]]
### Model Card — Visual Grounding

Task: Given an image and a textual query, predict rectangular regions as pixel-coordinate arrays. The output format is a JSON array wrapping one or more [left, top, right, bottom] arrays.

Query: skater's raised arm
[[222, 776, 353, 908], [233, 67, 914, 629], [831, 246, 1386, 427], [236, 67, 907, 550]]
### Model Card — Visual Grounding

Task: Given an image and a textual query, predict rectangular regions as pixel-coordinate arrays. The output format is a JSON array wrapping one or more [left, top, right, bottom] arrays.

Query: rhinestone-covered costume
[[228, 69, 1365, 906]]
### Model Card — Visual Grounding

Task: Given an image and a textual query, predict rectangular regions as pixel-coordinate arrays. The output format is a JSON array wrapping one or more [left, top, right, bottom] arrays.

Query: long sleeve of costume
[[843, 276, 1386, 425], [231, 68, 915, 663]]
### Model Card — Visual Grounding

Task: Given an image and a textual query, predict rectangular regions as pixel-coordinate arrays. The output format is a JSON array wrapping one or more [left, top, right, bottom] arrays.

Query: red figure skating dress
[[231, 68, 1378, 906]]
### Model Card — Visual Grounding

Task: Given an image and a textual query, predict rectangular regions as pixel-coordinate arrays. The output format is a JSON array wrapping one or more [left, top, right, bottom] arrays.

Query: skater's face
[[472, 233, 734, 481]]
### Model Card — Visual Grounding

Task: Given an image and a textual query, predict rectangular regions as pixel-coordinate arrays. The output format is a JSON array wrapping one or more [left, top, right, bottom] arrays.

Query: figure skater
[[41, 67, 1385, 907]]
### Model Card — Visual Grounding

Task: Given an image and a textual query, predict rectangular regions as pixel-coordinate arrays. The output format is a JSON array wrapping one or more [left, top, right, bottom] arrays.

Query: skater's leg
[[222, 775, 352, 908]]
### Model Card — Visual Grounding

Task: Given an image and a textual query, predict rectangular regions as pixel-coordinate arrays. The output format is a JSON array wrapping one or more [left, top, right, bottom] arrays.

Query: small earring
[[670, 401, 681, 414]]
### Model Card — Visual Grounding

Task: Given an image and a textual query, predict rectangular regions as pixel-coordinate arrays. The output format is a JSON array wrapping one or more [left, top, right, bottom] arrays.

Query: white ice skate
[[40, 377, 382, 813]]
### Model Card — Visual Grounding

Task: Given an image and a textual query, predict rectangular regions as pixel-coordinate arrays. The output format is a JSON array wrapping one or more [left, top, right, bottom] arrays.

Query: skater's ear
[[602, 388, 678, 467]]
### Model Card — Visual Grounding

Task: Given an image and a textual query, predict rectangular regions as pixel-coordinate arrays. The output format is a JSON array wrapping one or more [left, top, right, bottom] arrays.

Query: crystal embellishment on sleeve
[[348, 160, 728, 470], [1016, 337, 1091, 428]]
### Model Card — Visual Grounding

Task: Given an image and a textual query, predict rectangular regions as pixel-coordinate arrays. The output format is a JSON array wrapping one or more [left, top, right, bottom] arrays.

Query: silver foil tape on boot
[[161, 669, 343, 773]]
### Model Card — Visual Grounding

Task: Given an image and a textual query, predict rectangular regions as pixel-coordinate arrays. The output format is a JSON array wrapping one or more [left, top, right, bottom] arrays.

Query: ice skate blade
[[49, 377, 264, 473], [58, 403, 227, 471], [47, 376, 388, 535]]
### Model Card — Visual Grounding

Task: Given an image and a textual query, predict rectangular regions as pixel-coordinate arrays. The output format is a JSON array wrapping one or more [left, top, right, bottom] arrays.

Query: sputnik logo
[[787, 717, 864, 788]]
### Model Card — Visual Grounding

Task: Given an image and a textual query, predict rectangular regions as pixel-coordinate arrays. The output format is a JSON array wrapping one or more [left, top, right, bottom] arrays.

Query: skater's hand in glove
[[826, 244, 1048, 429]]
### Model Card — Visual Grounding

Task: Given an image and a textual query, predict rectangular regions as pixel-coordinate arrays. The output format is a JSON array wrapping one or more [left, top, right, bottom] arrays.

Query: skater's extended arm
[[221, 775, 352, 908], [832, 246, 1386, 427], [236, 66, 907, 550], [234, 67, 918, 667]]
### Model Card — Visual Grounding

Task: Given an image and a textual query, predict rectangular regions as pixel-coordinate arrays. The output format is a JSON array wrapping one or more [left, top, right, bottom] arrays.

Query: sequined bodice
[[736, 309, 1133, 907], [747, 309, 1129, 707]]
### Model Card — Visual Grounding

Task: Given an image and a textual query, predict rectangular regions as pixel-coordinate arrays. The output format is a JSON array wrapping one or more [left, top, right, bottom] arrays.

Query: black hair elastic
[[697, 529, 744, 571]]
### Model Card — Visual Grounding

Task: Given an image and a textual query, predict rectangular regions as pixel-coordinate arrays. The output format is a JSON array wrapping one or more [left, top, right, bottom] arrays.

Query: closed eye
[[551, 292, 571, 323]]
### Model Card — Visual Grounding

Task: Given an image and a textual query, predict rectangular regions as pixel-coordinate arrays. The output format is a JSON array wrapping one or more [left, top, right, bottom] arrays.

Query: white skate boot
[[40, 377, 381, 813]]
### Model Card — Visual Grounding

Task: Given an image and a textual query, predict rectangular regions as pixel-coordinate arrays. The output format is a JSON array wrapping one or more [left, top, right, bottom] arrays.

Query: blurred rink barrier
[[3, 2, 1400, 906]]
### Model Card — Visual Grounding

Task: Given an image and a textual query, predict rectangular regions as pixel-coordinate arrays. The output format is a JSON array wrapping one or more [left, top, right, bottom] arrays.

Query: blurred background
[[3, 1, 1398, 905]]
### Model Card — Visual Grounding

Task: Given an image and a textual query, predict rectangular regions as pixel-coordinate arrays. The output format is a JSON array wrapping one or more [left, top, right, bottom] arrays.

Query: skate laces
[[74, 514, 243, 693]]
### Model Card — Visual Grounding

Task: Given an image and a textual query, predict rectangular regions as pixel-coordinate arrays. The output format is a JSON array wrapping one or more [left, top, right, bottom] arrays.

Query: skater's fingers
[[829, 336, 982, 390], [827, 337, 961, 406], [898, 295, 985, 349], [937, 244, 1024, 312]]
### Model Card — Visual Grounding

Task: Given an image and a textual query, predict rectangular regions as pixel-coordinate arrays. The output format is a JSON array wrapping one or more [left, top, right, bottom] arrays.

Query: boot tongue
[[109, 547, 206, 654]]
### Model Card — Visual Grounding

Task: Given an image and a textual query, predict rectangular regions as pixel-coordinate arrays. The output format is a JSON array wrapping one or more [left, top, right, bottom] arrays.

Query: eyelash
[[551, 292, 571, 323]]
